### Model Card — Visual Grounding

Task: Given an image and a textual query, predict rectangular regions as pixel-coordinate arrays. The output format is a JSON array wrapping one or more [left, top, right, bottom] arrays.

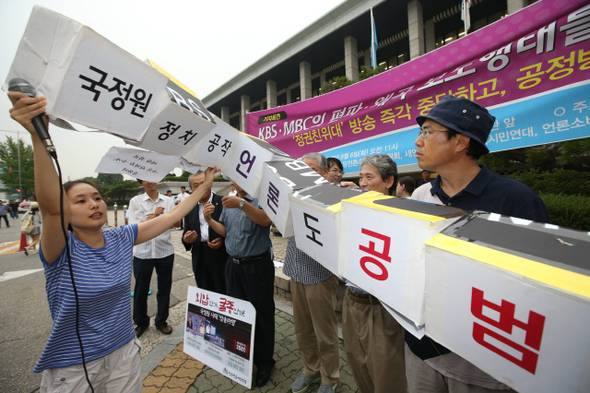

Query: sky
[[0, 0, 344, 181]]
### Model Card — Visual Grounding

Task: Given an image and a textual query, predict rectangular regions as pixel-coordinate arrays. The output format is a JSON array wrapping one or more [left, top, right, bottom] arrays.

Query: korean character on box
[[219, 298, 235, 314], [130, 89, 153, 118], [404, 149, 416, 158], [208, 133, 221, 152], [577, 49, 590, 70], [546, 51, 576, 80], [220, 139, 232, 157], [509, 129, 522, 140], [491, 120, 500, 131], [108, 77, 133, 111], [392, 151, 402, 160], [471, 288, 545, 374], [235, 150, 257, 179], [79, 65, 109, 102], [543, 122, 556, 134], [266, 181, 280, 215], [477, 79, 505, 100], [178, 129, 198, 145], [556, 120, 571, 131], [395, 104, 412, 121], [498, 131, 509, 142], [158, 121, 181, 140], [360, 115, 376, 131], [304, 213, 323, 247], [200, 293, 210, 306], [559, 4, 590, 47], [358, 228, 392, 281], [350, 118, 363, 134], [341, 152, 349, 160], [392, 85, 415, 101], [302, 131, 313, 145], [320, 127, 332, 140], [503, 117, 516, 128], [516, 63, 544, 89], [294, 134, 305, 147], [451, 84, 477, 101], [487, 133, 497, 144]]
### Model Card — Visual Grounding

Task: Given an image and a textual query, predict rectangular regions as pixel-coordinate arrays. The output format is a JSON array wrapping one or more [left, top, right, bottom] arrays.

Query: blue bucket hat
[[416, 95, 495, 154]]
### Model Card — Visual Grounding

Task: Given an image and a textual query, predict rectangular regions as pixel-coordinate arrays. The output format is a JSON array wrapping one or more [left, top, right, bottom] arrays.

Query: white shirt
[[128, 192, 175, 259], [177, 191, 190, 204], [197, 193, 214, 243]]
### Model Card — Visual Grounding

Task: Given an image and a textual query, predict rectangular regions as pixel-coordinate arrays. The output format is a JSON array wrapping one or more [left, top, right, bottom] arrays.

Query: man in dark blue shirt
[[204, 181, 275, 388], [408, 95, 549, 392]]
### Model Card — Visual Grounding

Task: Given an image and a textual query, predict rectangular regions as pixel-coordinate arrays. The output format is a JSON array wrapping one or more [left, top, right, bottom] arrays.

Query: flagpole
[[370, 7, 377, 69]]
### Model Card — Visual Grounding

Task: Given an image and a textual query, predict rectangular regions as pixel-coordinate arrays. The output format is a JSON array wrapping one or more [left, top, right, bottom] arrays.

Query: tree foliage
[[0, 136, 35, 198], [320, 76, 353, 95], [96, 173, 123, 186], [105, 180, 141, 201]]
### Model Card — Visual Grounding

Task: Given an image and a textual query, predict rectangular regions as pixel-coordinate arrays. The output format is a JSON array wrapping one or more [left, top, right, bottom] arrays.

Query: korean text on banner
[[246, 1, 590, 174]]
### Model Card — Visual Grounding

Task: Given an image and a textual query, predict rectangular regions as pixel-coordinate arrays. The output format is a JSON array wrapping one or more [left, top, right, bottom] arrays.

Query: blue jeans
[[133, 254, 174, 327]]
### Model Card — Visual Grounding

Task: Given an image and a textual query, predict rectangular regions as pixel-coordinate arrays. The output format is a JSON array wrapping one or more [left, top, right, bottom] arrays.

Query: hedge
[[540, 193, 590, 231], [509, 169, 590, 197]]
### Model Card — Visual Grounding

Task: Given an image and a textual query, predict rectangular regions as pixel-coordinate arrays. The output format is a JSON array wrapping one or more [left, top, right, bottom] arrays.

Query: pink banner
[[247, 0, 590, 164]]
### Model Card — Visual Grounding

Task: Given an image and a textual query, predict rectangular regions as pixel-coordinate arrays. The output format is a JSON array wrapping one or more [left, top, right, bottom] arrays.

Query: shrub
[[509, 169, 590, 197], [540, 193, 590, 231]]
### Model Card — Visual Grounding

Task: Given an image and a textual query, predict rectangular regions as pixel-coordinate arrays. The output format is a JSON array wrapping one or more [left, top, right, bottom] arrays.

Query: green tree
[[96, 173, 123, 186], [0, 136, 35, 198], [320, 76, 353, 95], [106, 180, 140, 201], [358, 64, 387, 81]]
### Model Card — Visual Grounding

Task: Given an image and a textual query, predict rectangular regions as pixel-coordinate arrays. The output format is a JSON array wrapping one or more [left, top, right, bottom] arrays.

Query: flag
[[461, 0, 472, 34], [370, 8, 378, 69]]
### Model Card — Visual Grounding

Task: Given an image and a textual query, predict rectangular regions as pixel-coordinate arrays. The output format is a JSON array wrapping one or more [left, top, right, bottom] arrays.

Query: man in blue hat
[[406, 95, 550, 392]]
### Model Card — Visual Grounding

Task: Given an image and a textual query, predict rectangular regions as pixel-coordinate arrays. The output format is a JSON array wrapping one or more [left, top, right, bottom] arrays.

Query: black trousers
[[0, 215, 9, 227], [133, 254, 174, 327], [193, 243, 227, 295], [225, 251, 275, 370]]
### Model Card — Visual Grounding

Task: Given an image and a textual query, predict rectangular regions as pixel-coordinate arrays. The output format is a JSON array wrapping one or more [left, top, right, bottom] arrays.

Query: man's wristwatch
[[238, 198, 245, 210]]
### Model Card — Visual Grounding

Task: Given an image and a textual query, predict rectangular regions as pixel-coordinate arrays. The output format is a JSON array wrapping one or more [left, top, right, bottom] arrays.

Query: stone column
[[407, 0, 425, 60], [425, 18, 435, 53], [266, 80, 277, 109], [344, 35, 359, 81], [507, 0, 527, 14], [220, 106, 230, 123], [300, 61, 312, 101], [240, 95, 250, 132], [286, 88, 292, 104], [364, 51, 372, 69]]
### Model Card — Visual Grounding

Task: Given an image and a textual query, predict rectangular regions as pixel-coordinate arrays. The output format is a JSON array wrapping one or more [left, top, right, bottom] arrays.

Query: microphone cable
[[53, 151, 95, 393]]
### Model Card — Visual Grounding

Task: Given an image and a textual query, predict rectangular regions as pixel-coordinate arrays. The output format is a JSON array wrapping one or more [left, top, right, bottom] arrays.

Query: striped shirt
[[283, 236, 333, 285], [128, 192, 175, 259], [34, 224, 138, 373]]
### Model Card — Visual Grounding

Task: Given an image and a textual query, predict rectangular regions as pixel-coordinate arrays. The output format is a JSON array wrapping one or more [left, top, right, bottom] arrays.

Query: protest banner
[[246, 1, 590, 174], [184, 286, 256, 389], [424, 212, 590, 392]]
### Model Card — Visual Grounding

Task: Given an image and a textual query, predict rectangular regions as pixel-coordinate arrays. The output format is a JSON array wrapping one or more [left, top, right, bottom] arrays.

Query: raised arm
[[135, 167, 218, 244], [8, 92, 69, 263]]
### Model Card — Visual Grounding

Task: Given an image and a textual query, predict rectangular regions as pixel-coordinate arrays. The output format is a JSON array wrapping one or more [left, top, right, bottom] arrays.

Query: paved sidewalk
[[139, 229, 358, 392]]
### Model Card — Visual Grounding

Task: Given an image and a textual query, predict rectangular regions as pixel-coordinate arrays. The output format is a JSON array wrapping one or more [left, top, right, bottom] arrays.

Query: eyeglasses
[[418, 126, 449, 139]]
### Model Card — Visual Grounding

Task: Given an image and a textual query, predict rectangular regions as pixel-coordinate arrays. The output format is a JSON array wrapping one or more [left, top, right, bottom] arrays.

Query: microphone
[[8, 78, 57, 158]]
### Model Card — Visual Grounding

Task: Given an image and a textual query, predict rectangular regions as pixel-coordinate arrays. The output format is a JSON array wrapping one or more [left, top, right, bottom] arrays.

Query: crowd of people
[[8, 90, 549, 393]]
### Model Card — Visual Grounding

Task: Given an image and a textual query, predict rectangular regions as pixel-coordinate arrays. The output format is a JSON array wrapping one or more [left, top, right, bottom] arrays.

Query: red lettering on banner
[[358, 228, 391, 281], [195, 293, 210, 306], [219, 298, 235, 314], [471, 287, 546, 374]]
